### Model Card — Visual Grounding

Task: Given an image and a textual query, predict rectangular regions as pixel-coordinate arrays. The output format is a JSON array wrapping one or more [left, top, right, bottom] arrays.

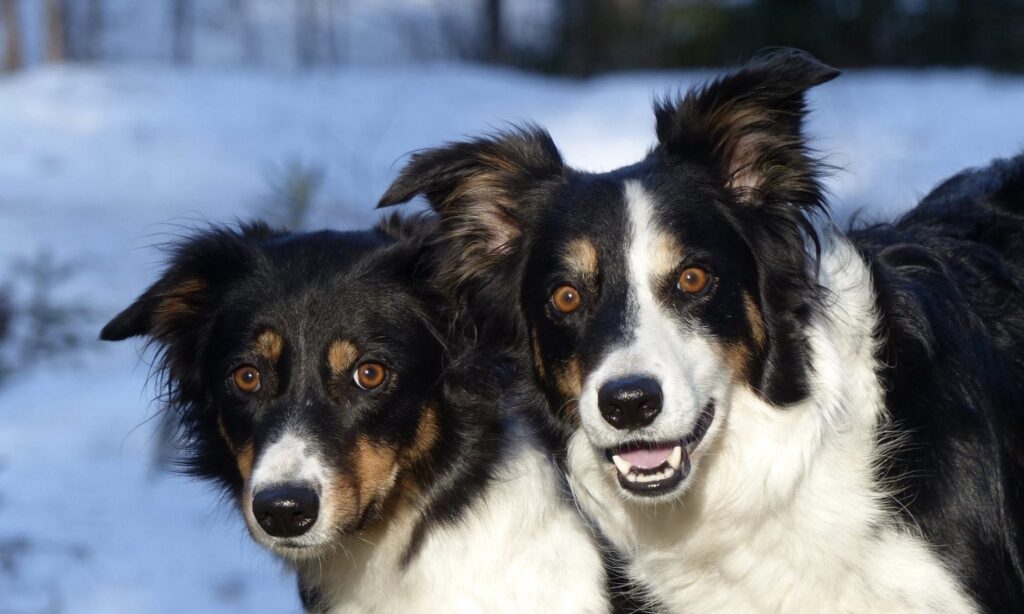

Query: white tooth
[[612, 455, 633, 477], [664, 466, 675, 478], [625, 472, 639, 483], [668, 446, 682, 470]]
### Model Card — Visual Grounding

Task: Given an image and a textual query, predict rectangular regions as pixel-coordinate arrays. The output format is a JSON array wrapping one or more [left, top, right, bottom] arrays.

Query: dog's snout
[[252, 484, 320, 538], [598, 376, 663, 430]]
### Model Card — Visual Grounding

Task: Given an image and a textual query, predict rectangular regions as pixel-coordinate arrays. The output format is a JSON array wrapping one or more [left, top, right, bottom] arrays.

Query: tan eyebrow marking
[[563, 238, 599, 278], [649, 232, 685, 281], [328, 339, 360, 376], [255, 330, 284, 364]]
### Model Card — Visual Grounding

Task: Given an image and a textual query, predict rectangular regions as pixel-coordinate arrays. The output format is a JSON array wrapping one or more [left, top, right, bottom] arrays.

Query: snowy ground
[[0, 62, 1022, 613]]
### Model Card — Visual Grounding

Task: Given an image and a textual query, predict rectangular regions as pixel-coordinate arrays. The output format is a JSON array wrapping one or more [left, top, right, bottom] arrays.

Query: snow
[[0, 62, 1021, 612]]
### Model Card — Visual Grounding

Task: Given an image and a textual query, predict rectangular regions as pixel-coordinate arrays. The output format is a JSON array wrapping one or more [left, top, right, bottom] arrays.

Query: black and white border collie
[[100, 217, 609, 612], [380, 48, 1024, 612]]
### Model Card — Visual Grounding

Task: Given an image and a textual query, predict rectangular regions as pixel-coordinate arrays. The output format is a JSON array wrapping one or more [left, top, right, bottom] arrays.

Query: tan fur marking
[[217, 415, 253, 482], [744, 293, 767, 348], [328, 339, 359, 376], [255, 330, 283, 364], [650, 232, 685, 280], [354, 436, 398, 508], [404, 404, 439, 464], [327, 474, 359, 530], [235, 444, 254, 482], [563, 238, 599, 278], [553, 358, 583, 424], [722, 341, 754, 382], [154, 279, 205, 332], [531, 329, 547, 381]]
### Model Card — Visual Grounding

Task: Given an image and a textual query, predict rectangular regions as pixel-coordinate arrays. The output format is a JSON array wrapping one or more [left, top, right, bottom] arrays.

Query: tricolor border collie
[[381, 48, 1024, 612], [100, 217, 609, 612]]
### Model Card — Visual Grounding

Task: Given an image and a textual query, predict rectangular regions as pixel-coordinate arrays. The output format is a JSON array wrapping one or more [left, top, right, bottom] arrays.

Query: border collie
[[379, 48, 1024, 612], [100, 217, 609, 612]]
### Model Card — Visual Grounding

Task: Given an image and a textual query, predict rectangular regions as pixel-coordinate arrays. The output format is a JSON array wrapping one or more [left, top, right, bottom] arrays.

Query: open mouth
[[605, 401, 716, 497]]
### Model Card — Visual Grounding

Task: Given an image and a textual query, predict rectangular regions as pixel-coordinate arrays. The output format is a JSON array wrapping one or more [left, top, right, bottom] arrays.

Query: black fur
[[850, 153, 1024, 611], [382, 47, 1024, 609], [101, 216, 515, 608], [379, 48, 838, 427]]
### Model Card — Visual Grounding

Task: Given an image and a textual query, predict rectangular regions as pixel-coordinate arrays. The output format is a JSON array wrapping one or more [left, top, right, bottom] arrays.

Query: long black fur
[[381, 46, 1024, 610], [101, 215, 516, 607], [851, 153, 1024, 611]]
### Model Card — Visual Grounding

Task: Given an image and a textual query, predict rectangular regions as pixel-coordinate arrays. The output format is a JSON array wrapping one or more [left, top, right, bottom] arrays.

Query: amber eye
[[354, 362, 387, 390], [551, 285, 582, 314], [232, 365, 261, 393], [677, 267, 710, 294]]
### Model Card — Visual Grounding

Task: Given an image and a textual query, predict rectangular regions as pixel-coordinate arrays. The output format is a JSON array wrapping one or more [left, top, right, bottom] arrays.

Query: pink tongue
[[618, 446, 675, 469]]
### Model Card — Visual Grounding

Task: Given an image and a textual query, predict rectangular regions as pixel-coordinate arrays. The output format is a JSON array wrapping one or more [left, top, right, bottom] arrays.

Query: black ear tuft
[[654, 47, 838, 212], [100, 299, 162, 341], [99, 225, 262, 343], [379, 126, 565, 298], [379, 125, 563, 216]]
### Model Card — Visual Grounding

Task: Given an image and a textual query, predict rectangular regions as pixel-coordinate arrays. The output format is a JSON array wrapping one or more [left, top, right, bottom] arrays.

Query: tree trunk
[[484, 0, 503, 63], [230, 0, 261, 65], [45, 0, 67, 63], [322, 0, 342, 66], [2, 0, 23, 72], [83, 0, 104, 61], [171, 0, 193, 64], [295, 0, 318, 68]]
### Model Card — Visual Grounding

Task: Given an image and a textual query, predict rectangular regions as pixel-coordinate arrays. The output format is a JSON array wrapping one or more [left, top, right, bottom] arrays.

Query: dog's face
[[102, 224, 442, 559], [381, 49, 837, 502]]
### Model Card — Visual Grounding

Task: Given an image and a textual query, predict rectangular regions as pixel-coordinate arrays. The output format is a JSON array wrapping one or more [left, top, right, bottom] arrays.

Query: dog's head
[[102, 220, 443, 558], [381, 49, 838, 502]]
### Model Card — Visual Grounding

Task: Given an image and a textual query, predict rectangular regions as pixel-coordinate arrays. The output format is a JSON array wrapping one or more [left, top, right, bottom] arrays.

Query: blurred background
[[0, 1, 1022, 612]]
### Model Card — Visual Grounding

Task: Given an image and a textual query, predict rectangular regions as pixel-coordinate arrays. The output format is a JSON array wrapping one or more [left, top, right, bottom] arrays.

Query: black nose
[[598, 376, 663, 430], [252, 485, 320, 538]]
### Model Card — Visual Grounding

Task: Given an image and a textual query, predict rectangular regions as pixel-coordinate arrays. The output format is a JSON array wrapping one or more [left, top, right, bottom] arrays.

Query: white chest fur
[[568, 235, 977, 614], [305, 436, 608, 614]]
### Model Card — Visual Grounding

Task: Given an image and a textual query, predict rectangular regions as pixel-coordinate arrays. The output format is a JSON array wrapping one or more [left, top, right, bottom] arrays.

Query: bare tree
[[322, 0, 343, 66], [171, 0, 193, 64], [82, 0, 104, 61], [2, 0, 23, 72], [484, 0, 504, 63], [45, 0, 67, 62], [295, 0, 317, 68], [230, 0, 261, 65]]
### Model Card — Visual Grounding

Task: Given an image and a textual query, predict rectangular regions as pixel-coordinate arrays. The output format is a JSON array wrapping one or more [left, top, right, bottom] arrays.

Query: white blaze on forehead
[[249, 430, 327, 491], [576, 181, 728, 448]]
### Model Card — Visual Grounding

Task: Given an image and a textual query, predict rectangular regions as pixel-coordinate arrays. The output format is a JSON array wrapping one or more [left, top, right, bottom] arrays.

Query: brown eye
[[551, 285, 582, 314], [232, 365, 261, 393], [677, 267, 710, 294], [354, 362, 387, 390]]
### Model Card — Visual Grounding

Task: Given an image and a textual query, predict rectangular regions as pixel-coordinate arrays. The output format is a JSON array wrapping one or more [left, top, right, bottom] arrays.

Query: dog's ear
[[656, 49, 838, 408], [378, 127, 565, 291], [655, 47, 838, 211], [100, 224, 269, 342]]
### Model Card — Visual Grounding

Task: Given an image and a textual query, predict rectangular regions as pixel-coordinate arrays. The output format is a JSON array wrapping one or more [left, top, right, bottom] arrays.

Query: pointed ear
[[100, 276, 208, 341], [378, 126, 565, 291], [655, 47, 839, 210], [100, 226, 267, 342]]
